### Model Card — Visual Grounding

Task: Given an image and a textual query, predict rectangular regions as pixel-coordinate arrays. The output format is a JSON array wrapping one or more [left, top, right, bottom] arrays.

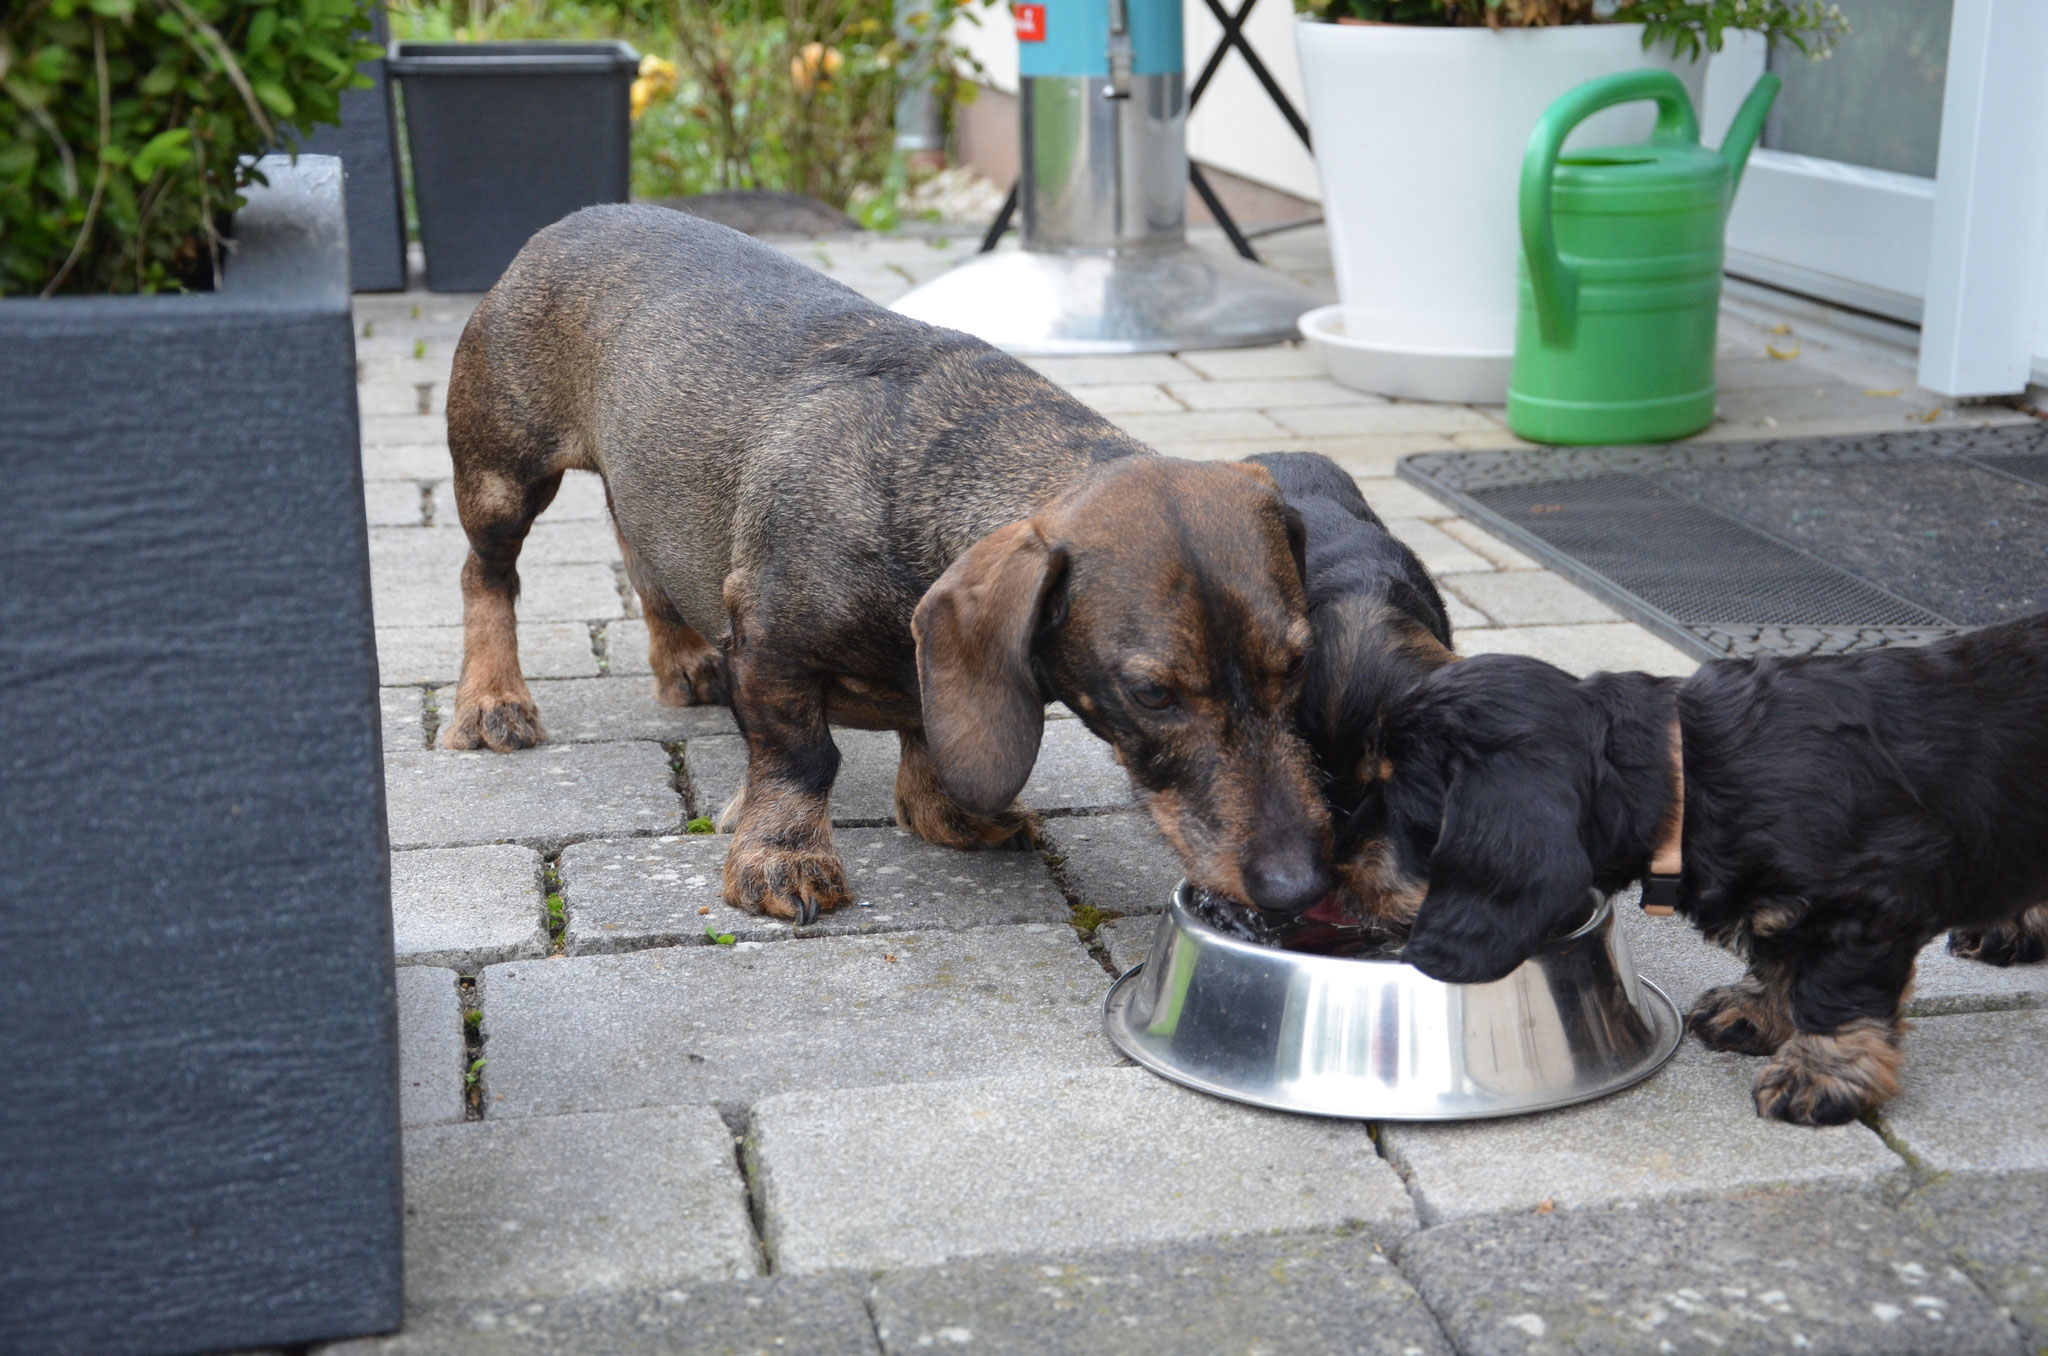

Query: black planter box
[[391, 40, 638, 292], [302, 1, 408, 290], [0, 156, 403, 1355]]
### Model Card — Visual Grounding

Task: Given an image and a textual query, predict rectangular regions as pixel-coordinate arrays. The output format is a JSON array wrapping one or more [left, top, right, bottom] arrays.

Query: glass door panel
[[1715, 1, 1955, 321]]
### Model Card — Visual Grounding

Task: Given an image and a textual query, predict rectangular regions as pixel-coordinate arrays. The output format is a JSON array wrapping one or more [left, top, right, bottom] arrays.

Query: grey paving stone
[[481, 926, 1115, 1119], [1395, 1190, 2023, 1356], [1386, 517, 1495, 575], [1435, 514, 1544, 570], [1116, 408, 1288, 444], [1444, 571, 1622, 626], [361, 413, 448, 446], [598, 618, 657, 677], [1096, 914, 1163, 975], [377, 622, 600, 686], [361, 444, 453, 481], [391, 844, 548, 969], [1906, 1171, 2048, 1351], [318, 1277, 878, 1355], [1043, 810, 1182, 917], [1072, 382, 1183, 416], [1023, 353, 1201, 386], [364, 480, 429, 528], [372, 559, 620, 628], [869, 1231, 1452, 1356], [559, 827, 1068, 954], [395, 967, 463, 1128], [686, 718, 1132, 828], [1879, 1010, 2048, 1175], [1614, 898, 1746, 1014], [1168, 376, 1375, 411], [751, 1066, 1413, 1276], [1270, 402, 1500, 437], [1907, 942, 2048, 1016], [1354, 475, 1460, 521], [1622, 899, 2045, 1020], [402, 1106, 757, 1304], [383, 742, 681, 851], [1379, 1044, 1904, 1226], [433, 677, 737, 746], [1456, 622, 1700, 677], [1441, 593, 1493, 632], [1173, 343, 1327, 380], [380, 686, 427, 753]]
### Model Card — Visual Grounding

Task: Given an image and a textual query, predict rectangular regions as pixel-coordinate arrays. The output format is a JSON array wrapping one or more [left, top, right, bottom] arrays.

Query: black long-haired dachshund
[[1243, 453, 1456, 936], [1366, 613, 2048, 1126]]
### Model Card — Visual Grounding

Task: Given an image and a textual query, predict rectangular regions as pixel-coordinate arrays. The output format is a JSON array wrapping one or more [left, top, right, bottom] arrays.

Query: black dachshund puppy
[[1370, 612, 2048, 1126], [1243, 453, 1456, 934]]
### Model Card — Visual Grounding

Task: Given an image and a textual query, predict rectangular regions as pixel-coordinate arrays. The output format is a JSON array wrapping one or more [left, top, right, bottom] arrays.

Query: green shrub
[[392, 0, 988, 221], [2, 0, 379, 296]]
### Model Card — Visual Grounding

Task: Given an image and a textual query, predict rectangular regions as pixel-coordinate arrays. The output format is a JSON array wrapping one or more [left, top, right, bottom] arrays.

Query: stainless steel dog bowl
[[1103, 885, 1681, 1120]]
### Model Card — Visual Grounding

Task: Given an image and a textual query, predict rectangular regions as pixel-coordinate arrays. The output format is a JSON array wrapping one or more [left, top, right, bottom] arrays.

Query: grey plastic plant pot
[[391, 40, 638, 293], [0, 156, 402, 1356], [302, 0, 408, 290]]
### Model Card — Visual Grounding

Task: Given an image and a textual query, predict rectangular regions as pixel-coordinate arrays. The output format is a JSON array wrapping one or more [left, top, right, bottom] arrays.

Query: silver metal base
[[890, 246, 1318, 356], [1103, 885, 1683, 1122]]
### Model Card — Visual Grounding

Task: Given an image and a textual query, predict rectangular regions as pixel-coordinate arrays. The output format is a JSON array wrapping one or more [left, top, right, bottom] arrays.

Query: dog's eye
[[1283, 651, 1307, 680], [1129, 682, 1178, 711]]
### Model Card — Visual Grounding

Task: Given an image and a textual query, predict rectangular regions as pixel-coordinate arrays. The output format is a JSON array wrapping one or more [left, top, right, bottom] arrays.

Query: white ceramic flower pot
[[1294, 20, 1706, 403]]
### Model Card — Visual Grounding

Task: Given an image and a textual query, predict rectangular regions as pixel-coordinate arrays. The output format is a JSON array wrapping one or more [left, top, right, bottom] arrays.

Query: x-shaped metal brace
[[980, 0, 1314, 262]]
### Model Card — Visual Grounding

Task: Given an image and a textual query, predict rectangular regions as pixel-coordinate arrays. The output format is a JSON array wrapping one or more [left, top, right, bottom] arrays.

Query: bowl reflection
[[1102, 882, 1680, 1121]]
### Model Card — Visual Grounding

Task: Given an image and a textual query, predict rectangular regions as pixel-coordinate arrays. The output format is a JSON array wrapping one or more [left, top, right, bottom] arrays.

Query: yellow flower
[[631, 54, 679, 121], [790, 42, 842, 94]]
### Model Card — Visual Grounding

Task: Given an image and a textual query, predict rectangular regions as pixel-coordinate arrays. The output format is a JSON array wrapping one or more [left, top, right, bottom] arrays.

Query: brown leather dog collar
[[1644, 717, 1683, 913]]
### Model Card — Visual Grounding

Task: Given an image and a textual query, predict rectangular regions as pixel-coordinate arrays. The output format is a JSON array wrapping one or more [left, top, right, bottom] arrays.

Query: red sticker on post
[[1014, 3, 1046, 41]]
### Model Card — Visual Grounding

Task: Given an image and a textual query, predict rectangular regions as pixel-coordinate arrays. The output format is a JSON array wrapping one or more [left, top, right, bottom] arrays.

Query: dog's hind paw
[[722, 835, 852, 925], [1687, 980, 1794, 1056], [440, 696, 547, 752], [653, 651, 730, 708], [1751, 1023, 1902, 1127], [1947, 910, 2048, 967], [897, 794, 1043, 853]]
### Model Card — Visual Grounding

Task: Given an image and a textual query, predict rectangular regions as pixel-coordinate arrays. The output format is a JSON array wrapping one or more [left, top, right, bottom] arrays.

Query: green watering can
[[1507, 69, 1780, 445]]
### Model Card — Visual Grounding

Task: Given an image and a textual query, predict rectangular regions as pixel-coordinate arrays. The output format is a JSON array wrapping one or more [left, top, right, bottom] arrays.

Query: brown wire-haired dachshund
[[437, 205, 1332, 924], [1358, 612, 2048, 1126]]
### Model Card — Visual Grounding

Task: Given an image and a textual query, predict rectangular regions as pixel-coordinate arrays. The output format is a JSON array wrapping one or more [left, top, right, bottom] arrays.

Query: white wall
[[952, 0, 1321, 202]]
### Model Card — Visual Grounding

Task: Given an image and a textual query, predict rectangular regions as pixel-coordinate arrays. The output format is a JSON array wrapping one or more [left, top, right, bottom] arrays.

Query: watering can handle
[[1521, 69, 1700, 349]]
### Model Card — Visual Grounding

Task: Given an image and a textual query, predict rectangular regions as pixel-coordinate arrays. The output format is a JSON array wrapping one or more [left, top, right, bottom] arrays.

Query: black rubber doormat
[[1398, 423, 2048, 660]]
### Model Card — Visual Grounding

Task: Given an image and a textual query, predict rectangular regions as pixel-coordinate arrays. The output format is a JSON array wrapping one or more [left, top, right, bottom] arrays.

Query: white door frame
[[1918, 0, 2048, 396]]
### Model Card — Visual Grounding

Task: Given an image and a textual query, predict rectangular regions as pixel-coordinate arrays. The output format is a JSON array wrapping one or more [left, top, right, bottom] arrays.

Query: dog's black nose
[[1242, 845, 1334, 917]]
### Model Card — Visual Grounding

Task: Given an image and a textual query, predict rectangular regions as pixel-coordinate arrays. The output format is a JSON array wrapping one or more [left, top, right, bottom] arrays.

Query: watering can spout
[[1719, 73, 1782, 201]]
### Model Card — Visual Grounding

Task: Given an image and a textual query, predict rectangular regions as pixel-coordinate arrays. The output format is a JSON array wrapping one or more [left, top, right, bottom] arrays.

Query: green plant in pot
[[1301, 0, 1846, 55], [2, 0, 379, 296], [1289, 0, 1845, 403]]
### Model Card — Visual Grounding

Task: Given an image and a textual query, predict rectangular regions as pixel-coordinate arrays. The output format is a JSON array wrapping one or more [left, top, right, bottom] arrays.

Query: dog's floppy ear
[[913, 520, 1068, 815], [1400, 750, 1593, 985]]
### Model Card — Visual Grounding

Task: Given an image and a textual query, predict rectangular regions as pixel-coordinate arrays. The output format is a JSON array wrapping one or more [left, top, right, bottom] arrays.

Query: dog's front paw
[[1686, 981, 1793, 1056], [1948, 916, 2048, 967], [722, 834, 852, 925], [653, 649, 730, 708], [440, 693, 546, 752], [1751, 1024, 1902, 1127]]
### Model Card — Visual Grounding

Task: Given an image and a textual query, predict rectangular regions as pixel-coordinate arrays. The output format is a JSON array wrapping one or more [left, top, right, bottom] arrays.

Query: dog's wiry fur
[[1369, 613, 2048, 1125], [1243, 452, 1456, 930], [441, 205, 1330, 922]]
